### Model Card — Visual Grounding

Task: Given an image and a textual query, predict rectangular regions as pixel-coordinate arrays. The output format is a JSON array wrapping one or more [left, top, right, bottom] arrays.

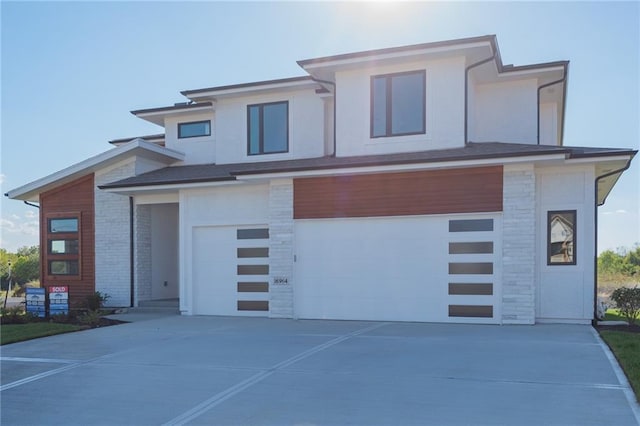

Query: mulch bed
[[596, 324, 640, 334]]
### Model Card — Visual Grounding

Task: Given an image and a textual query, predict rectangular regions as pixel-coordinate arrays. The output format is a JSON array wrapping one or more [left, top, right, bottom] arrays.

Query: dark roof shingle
[[99, 142, 635, 189]]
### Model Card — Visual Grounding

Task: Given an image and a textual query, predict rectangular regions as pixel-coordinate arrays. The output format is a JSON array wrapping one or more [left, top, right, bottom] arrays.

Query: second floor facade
[[119, 35, 567, 166]]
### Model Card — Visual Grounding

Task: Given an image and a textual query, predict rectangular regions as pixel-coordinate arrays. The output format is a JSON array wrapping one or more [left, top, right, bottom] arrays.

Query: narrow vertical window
[[247, 101, 288, 155], [547, 210, 576, 265], [371, 70, 425, 138], [47, 216, 81, 277]]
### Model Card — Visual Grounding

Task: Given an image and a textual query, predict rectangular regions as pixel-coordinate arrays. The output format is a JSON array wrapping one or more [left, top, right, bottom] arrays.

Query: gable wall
[[214, 88, 326, 165], [472, 79, 538, 144], [334, 56, 466, 157], [40, 174, 95, 305], [164, 111, 216, 165]]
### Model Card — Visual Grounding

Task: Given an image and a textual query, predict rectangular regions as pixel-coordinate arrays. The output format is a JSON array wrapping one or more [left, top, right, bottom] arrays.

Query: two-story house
[[6, 35, 636, 324]]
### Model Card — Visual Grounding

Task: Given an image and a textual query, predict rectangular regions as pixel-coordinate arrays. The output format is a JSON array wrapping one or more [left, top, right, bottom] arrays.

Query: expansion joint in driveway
[[162, 321, 389, 426]]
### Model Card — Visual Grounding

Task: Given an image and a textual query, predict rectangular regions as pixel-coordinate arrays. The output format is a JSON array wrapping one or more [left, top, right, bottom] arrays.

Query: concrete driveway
[[1, 315, 638, 426]]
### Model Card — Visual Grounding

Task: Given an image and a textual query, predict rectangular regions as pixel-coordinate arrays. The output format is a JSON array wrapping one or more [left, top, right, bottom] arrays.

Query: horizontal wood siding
[[40, 174, 95, 305], [294, 166, 503, 219]]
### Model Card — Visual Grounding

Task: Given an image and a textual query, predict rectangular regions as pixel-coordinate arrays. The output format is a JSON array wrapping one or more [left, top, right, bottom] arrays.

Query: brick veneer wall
[[94, 161, 136, 307], [134, 204, 152, 305]]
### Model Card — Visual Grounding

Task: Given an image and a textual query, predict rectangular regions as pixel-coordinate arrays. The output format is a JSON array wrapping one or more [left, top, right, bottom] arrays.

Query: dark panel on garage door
[[294, 166, 503, 219]]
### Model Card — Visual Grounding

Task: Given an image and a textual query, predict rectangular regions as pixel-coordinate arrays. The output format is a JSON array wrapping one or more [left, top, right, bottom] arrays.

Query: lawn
[[1, 323, 86, 345], [604, 308, 624, 321], [599, 330, 640, 402]]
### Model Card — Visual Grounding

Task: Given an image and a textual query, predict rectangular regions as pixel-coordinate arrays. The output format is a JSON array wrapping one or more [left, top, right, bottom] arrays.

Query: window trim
[[48, 217, 79, 233], [247, 101, 289, 156], [177, 120, 211, 139], [547, 210, 577, 266], [370, 69, 426, 139], [46, 213, 82, 279], [48, 260, 80, 276], [48, 239, 79, 255]]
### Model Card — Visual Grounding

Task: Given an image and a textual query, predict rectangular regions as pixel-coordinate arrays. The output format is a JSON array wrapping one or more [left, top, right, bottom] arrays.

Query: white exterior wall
[[536, 165, 595, 323], [472, 79, 538, 144], [502, 164, 536, 324], [94, 160, 136, 307], [164, 111, 216, 165], [539, 102, 558, 146], [335, 56, 466, 157], [268, 179, 294, 318], [214, 89, 325, 165], [179, 184, 270, 315]]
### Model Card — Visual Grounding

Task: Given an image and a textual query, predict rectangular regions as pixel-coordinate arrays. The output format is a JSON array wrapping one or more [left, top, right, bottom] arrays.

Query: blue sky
[[1, 1, 638, 253]]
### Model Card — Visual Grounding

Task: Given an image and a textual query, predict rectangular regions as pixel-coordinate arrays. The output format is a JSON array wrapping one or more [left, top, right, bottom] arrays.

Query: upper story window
[[371, 70, 426, 138], [178, 120, 211, 138], [247, 101, 288, 155]]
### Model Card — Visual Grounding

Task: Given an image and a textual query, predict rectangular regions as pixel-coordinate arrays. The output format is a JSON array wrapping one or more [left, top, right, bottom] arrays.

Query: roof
[[181, 76, 314, 98], [99, 142, 636, 190], [297, 35, 497, 67], [109, 133, 165, 146], [5, 139, 185, 202]]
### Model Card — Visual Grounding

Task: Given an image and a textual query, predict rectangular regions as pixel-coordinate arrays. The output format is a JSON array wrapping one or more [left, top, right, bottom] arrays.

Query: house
[[6, 35, 636, 325]]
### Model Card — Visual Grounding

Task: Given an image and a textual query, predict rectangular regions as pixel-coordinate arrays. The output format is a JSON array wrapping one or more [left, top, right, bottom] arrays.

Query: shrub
[[78, 310, 103, 327], [86, 291, 110, 311], [610, 287, 640, 326], [0, 306, 39, 324]]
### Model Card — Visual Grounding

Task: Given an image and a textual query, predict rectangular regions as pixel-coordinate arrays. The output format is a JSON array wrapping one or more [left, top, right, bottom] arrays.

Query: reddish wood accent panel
[[40, 174, 95, 305], [294, 166, 503, 219]]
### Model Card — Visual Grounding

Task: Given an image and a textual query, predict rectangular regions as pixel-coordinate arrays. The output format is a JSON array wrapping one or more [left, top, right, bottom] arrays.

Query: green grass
[[604, 308, 625, 321], [599, 330, 640, 402], [1, 323, 85, 345]]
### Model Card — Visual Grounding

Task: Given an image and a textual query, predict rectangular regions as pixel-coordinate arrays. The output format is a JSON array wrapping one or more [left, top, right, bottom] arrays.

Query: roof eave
[[5, 140, 185, 201]]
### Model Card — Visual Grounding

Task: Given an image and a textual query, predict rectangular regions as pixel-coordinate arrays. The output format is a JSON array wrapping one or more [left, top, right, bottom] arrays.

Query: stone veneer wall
[[501, 164, 536, 324], [94, 161, 136, 307], [268, 179, 294, 318], [134, 204, 152, 305]]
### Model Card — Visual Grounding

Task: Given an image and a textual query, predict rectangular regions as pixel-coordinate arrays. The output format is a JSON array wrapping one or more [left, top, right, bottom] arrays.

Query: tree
[[13, 248, 40, 284], [0, 246, 39, 288]]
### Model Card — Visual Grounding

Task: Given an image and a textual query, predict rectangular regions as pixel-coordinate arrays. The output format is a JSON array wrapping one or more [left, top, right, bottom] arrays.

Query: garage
[[294, 215, 501, 323], [192, 225, 270, 316]]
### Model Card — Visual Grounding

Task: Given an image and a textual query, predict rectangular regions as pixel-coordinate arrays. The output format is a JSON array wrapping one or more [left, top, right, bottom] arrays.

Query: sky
[[1, 1, 638, 253]]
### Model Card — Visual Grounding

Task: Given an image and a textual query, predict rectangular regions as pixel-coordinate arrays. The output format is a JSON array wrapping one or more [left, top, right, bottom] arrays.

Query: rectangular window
[[178, 120, 211, 138], [49, 239, 79, 254], [247, 101, 288, 155], [49, 260, 79, 276], [46, 214, 81, 278], [547, 210, 576, 265], [48, 218, 78, 233], [371, 70, 425, 138]]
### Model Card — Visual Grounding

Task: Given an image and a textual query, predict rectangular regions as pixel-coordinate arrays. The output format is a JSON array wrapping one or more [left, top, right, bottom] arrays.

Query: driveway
[[1, 315, 638, 425]]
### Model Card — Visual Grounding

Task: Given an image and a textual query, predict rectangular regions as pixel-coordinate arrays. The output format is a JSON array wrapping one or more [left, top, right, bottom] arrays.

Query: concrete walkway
[[1, 315, 638, 425]]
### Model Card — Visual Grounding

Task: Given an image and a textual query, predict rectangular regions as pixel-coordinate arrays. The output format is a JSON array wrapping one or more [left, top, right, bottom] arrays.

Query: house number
[[273, 277, 289, 285]]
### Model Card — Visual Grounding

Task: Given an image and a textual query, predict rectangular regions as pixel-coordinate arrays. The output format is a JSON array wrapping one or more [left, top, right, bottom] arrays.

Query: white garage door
[[192, 225, 270, 316], [294, 215, 501, 323]]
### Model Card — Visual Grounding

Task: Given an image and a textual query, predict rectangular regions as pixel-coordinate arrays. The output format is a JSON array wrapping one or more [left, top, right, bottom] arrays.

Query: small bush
[[610, 286, 640, 326], [86, 291, 110, 311], [0, 306, 39, 324], [78, 310, 103, 327]]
